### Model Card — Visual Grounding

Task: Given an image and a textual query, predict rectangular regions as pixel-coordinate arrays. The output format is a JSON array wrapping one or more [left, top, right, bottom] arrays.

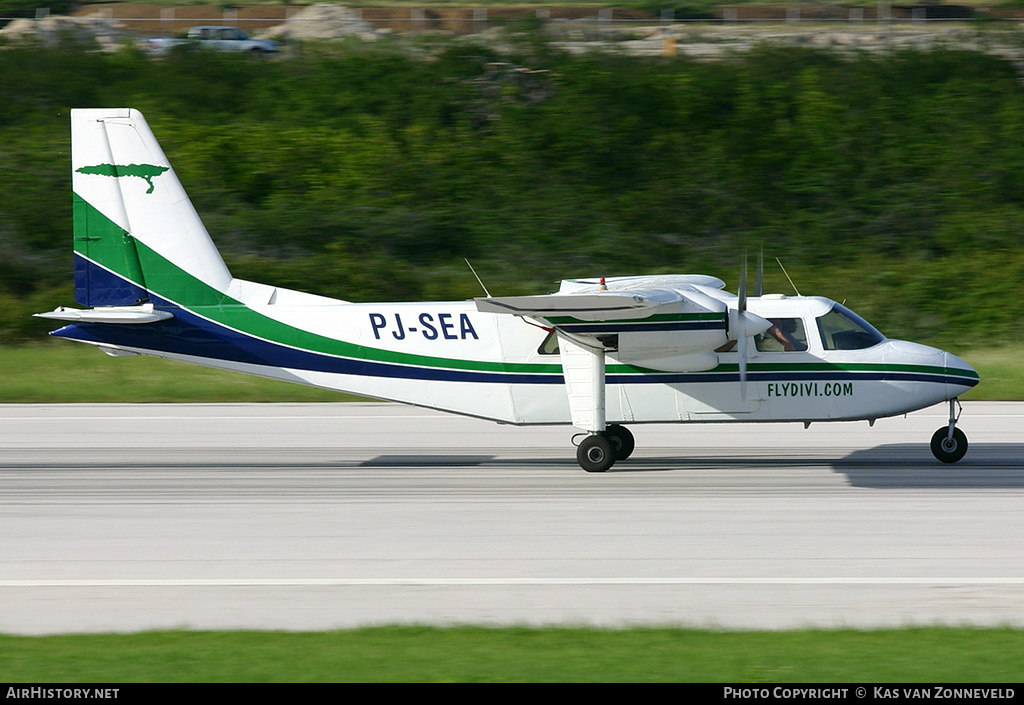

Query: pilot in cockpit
[[759, 318, 806, 352]]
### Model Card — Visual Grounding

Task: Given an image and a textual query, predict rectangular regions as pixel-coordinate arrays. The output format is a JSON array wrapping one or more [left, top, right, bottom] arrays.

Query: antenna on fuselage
[[775, 257, 801, 297], [464, 258, 492, 298]]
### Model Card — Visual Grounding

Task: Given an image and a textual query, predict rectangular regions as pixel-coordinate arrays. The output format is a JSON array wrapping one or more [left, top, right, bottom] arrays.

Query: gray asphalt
[[2, 401, 1023, 634]]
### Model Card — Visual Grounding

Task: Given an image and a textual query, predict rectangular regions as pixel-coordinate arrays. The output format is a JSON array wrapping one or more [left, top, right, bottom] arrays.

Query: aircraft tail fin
[[71, 108, 232, 308]]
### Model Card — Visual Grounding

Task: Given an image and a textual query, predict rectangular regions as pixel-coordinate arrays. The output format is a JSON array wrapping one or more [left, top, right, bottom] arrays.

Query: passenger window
[[816, 304, 885, 350], [755, 318, 807, 352], [538, 331, 559, 355]]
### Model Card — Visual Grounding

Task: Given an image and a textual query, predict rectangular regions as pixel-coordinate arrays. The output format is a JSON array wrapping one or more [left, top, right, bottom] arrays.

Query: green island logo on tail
[[76, 163, 170, 194]]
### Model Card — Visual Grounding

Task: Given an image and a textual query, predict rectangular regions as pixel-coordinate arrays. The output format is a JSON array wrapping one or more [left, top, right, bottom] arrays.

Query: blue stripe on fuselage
[[49, 266, 976, 389], [51, 310, 563, 385], [557, 321, 726, 333], [52, 312, 976, 389]]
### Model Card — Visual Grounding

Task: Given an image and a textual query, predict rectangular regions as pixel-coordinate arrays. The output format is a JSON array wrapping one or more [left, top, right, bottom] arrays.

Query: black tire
[[604, 424, 635, 461], [930, 427, 968, 464], [577, 434, 615, 473]]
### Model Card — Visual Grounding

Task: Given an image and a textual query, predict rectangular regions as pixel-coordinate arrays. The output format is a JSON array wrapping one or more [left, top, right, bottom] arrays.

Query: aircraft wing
[[477, 283, 736, 435], [474, 289, 683, 321], [478, 284, 730, 434]]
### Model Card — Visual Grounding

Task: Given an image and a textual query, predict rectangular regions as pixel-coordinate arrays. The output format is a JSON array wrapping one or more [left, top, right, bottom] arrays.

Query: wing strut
[[557, 332, 606, 434]]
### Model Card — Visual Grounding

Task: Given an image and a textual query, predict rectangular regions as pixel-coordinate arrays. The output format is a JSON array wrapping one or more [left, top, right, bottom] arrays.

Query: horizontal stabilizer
[[35, 305, 173, 325], [475, 289, 682, 321]]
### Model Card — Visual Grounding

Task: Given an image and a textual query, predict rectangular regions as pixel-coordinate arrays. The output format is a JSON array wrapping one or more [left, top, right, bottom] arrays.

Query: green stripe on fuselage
[[71, 191, 977, 383], [709, 360, 979, 382], [546, 312, 725, 325]]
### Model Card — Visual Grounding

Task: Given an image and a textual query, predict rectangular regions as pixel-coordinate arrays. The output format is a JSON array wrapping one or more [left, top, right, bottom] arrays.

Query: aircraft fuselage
[[53, 291, 977, 428]]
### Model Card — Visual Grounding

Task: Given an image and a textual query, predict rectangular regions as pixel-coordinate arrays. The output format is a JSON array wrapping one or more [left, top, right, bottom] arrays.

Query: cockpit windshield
[[816, 303, 885, 350]]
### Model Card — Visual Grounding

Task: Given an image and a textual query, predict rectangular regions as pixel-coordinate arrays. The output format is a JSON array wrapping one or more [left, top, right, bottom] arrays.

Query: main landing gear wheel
[[577, 434, 615, 473], [604, 424, 635, 461], [931, 427, 968, 464]]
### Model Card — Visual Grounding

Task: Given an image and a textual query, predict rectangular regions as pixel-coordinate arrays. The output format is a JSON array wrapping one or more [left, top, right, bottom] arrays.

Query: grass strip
[[1, 626, 1023, 682], [0, 343, 356, 403]]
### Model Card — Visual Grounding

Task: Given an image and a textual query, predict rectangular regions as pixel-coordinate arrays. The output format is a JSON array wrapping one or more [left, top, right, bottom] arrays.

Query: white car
[[142, 26, 280, 56]]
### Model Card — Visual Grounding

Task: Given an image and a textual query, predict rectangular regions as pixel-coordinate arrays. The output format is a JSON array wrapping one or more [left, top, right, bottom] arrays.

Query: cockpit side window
[[816, 304, 885, 350], [755, 318, 807, 352]]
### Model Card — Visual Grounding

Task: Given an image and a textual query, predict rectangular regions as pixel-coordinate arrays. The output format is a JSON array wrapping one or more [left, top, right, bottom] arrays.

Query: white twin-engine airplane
[[39, 108, 980, 472]]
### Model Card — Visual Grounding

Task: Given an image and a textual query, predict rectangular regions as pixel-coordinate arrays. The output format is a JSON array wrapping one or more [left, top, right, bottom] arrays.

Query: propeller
[[755, 244, 764, 298], [731, 249, 771, 400], [737, 255, 749, 399]]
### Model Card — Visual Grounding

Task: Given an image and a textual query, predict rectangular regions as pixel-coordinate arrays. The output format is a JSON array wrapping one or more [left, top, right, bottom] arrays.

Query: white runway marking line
[[4, 577, 1024, 587], [0, 415, 443, 422], [5, 414, 1023, 417]]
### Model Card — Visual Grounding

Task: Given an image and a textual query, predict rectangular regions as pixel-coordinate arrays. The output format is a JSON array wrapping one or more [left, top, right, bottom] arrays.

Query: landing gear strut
[[930, 398, 968, 463], [576, 424, 635, 472]]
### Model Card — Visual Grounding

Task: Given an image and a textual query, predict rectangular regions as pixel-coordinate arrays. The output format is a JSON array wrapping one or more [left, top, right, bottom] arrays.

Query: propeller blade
[[738, 252, 747, 313], [737, 251, 748, 399], [755, 246, 764, 298], [737, 327, 748, 401]]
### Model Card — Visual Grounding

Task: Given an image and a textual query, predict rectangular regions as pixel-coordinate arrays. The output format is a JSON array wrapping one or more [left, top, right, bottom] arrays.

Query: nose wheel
[[931, 399, 968, 463]]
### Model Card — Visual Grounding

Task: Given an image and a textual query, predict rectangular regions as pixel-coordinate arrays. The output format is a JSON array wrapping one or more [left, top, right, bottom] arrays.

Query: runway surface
[[2, 401, 1023, 634]]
